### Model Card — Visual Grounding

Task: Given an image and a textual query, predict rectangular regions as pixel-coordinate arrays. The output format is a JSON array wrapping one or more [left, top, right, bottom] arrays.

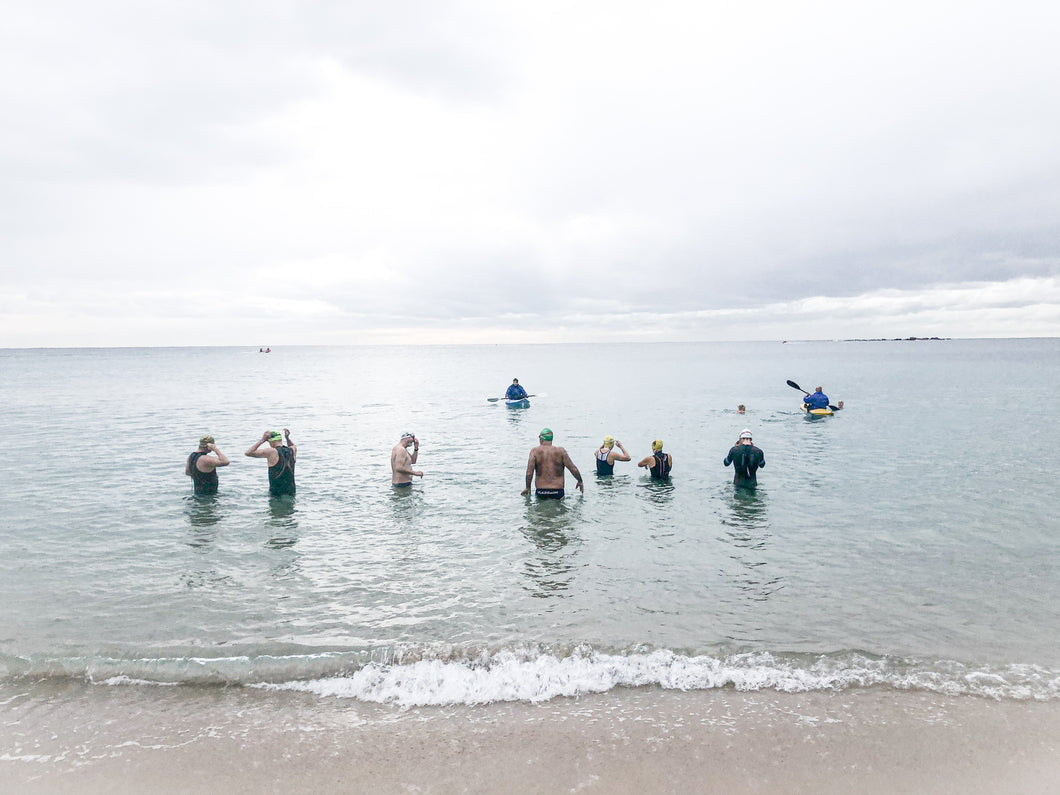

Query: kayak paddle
[[487, 394, 535, 402]]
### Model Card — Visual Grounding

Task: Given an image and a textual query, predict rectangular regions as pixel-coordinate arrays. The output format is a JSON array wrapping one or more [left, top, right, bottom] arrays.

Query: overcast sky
[[3, 0, 1059, 347]]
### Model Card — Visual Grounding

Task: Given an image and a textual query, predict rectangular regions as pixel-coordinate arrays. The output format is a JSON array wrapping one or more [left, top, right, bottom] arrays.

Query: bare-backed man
[[522, 428, 583, 499], [391, 432, 423, 487]]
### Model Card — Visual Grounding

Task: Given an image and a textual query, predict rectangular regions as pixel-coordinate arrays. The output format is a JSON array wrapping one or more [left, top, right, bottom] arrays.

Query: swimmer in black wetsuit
[[391, 432, 423, 487], [595, 436, 631, 475], [522, 428, 583, 499], [245, 429, 297, 496], [185, 434, 229, 495], [724, 429, 765, 488], [638, 439, 672, 480]]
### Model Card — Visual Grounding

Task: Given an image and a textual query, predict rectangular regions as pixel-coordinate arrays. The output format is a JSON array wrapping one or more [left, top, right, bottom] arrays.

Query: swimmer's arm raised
[[207, 443, 230, 468]]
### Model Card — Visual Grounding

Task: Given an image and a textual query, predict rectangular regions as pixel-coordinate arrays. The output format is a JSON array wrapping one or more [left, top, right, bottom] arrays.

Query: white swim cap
[[739, 429, 753, 439]]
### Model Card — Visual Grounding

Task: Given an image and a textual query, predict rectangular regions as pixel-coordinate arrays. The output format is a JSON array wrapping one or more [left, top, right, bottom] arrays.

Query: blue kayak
[[506, 398, 530, 408]]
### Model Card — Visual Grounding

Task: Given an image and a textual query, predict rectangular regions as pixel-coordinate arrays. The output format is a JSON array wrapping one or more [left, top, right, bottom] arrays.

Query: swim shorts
[[393, 482, 413, 488], [535, 488, 564, 499]]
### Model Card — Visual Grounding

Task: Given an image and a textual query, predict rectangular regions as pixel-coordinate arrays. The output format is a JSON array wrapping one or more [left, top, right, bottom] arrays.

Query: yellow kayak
[[801, 404, 834, 416]]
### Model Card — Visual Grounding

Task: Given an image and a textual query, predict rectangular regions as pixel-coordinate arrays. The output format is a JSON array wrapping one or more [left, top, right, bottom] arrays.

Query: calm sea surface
[[1, 339, 1058, 704]]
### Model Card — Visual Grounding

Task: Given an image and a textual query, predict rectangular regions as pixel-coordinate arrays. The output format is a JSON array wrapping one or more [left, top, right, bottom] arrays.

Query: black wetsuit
[[268, 446, 296, 496], [596, 449, 614, 476], [724, 444, 765, 488], [188, 451, 218, 495], [649, 451, 672, 480]]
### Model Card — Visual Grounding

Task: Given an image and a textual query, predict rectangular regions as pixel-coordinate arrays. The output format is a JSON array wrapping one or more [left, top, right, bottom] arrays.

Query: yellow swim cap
[[603, 436, 615, 448], [651, 439, 663, 452]]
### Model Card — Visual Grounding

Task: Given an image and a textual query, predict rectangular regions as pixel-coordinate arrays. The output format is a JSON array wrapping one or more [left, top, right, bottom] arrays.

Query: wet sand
[[3, 682, 1058, 794]]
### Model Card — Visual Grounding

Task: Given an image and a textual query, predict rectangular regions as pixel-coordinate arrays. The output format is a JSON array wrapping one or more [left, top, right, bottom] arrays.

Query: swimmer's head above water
[[652, 439, 664, 452], [268, 430, 283, 444], [539, 428, 553, 442], [199, 434, 215, 449], [602, 435, 615, 449]]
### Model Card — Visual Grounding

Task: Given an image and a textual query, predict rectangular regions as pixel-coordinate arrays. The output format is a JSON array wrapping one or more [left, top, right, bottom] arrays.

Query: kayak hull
[[801, 404, 833, 416], [506, 398, 530, 408]]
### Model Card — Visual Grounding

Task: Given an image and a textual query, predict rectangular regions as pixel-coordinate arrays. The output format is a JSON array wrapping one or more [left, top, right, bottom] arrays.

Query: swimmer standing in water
[[594, 436, 631, 475], [638, 439, 673, 480], [523, 428, 583, 499], [391, 432, 423, 487]]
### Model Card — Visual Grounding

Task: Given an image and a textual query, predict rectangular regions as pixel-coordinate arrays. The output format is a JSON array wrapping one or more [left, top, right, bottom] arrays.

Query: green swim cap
[[269, 430, 283, 442], [539, 428, 553, 441]]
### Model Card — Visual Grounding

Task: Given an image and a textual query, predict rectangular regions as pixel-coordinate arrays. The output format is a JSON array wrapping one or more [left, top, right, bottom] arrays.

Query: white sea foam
[[254, 648, 1060, 707]]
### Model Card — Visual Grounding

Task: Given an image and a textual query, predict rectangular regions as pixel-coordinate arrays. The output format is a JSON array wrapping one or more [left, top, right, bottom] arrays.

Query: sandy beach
[[3, 682, 1058, 794]]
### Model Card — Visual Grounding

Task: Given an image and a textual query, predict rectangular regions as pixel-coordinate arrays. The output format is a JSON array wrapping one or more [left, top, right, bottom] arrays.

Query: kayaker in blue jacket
[[505, 378, 528, 400], [804, 386, 830, 410]]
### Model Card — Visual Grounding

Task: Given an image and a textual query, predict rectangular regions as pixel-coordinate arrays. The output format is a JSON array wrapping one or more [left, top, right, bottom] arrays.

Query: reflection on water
[[520, 497, 582, 598], [265, 496, 299, 549], [797, 413, 834, 471], [636, 477, 675, 505], [185, 494, 221, 526], [594, 473, 632, 493], [184, 495, 221, 548], [718, 488, 784, 608], [389, 484, 422, 521], [505, 405, 531, 429]]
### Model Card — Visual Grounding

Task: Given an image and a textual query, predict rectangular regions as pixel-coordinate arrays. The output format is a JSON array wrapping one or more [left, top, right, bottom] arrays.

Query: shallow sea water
[[1, 339, 1059, 704]]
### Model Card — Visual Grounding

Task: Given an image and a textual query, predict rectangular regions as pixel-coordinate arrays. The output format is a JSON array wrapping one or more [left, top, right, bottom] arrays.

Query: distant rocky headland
[[844, 336, 949, 341]]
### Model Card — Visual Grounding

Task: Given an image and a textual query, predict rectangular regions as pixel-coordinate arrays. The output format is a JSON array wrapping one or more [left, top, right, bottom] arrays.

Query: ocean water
[[1, 339, 1059, 706]]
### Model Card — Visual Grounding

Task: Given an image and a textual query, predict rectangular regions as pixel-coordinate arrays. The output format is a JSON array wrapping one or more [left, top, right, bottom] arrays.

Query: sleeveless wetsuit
[[649, 451, 671, 480], [596, 448, 614, 475], [724, 444, 765, 487], [188, 451, 218, 495], [268, 446, 296, 496]]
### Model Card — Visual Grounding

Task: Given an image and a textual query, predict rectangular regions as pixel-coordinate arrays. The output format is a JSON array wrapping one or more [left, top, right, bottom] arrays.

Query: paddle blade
[[786, 380, 803, 391], [487, 397, 501, 402]]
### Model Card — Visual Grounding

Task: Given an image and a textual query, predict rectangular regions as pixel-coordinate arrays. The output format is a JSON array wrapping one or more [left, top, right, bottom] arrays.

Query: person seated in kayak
[[803, 386, 831, 409], [505, 378, 528, 401], [595, 436, 631, 475], [638, 439, 672, 480]]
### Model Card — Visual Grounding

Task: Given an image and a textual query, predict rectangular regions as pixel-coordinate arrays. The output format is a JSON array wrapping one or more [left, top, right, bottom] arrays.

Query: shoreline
[[3, 683, 1059, 793]]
